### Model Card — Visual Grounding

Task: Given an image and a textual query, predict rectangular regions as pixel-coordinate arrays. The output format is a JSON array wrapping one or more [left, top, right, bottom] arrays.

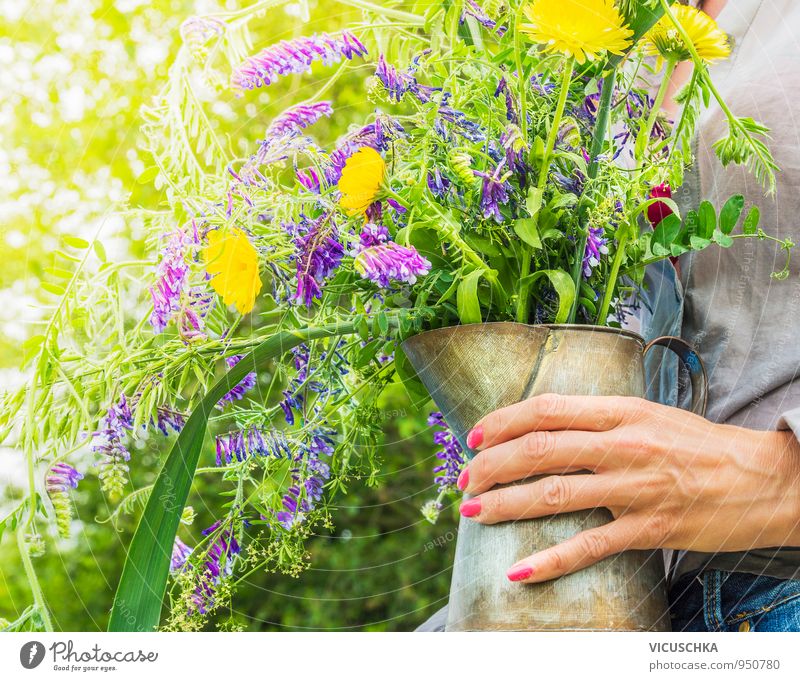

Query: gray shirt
[[641, 0, 800, 582]]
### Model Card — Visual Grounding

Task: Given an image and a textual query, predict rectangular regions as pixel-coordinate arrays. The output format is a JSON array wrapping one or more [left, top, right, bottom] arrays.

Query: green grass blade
[[109, 322, 356, 631]]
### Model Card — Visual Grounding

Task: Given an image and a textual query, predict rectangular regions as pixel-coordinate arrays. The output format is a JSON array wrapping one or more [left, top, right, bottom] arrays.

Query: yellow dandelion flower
[[520, 0, 633, 65], [338, 147, 385, 216], [645, 5, 730, 64], [203, 228, 262, 314]]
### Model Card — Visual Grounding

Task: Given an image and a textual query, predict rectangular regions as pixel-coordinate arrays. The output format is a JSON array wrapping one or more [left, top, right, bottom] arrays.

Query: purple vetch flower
[[494, 76, 518, 124], [427, 168, 451, 197], [375, 54, 415, 102], [386, 198, 407, 214], [365, 201, 383, 224], [461, 0, 507, 36], [91, 395, 134, 495], [149, 225, 211, 340], [427, 412, 466, 492], [582, 226, 609, 278], [354, 242, 431, 288], [266, 101, 333, 136], [149, 228, 189, 334], [530, 74, 556, 96], [231, 31, 367, 91], [215, 355, 257, 408], [153, 406, 186, 435], [46, 462, 83, 493], [553, 168, 586, 196], [437, 105, 486, 143], [358, 223, 390, 249], [290, 215, 344, 307], [180, 16, 224, 58], [500, 125, 528, 179], [276, 427, 335, 530], [296, 167, 321, 193], [214, 427, 290, 466], [374, 53, 441, 104], [171, 537, 193, 573], [277, 342, 347, 428], [474, 161, 511, 223], [46, 462, 84, 538], [176, 287, 214, 343], [190, 520, 241, 614]]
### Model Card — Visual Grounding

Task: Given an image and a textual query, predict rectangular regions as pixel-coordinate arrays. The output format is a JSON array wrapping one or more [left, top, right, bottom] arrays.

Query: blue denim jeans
[[668, 568, 800, 631]]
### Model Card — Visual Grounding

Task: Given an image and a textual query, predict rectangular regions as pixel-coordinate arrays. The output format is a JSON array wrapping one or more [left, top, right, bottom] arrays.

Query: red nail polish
[[457, 469, 469, 491], [466, 425, 484, 449], [507, 565, 534, 582], [459, 498, 481, 517]]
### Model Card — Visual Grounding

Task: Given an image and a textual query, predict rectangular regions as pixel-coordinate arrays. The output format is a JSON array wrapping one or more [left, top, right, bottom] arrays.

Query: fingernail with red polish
[[466, 425, 484, 449], [459, 498, 481, 517], [457, 469, 469, 491], [507, 564, 534, 582]]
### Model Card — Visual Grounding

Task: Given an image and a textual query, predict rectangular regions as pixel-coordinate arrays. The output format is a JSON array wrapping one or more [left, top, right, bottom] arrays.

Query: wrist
[[764, 430, 800, 547]]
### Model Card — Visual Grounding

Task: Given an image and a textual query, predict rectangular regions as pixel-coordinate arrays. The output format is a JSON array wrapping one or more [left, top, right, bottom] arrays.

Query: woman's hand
[[457, 393, 800, 584]]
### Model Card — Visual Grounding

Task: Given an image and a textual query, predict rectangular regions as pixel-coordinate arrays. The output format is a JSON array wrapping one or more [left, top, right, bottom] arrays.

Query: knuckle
[[470, 453, 491, 486], [482, 490, 506, 520], [615, 428, 655, 459], [521, 431, 554, 465], [578, 531, 612, 562], [644, 513, 672, 546], [594, 405, 617, 430], [484, 410, 507, 441], [540, 475, 571, 510], [547, 548, 567, 574], [535, 393, 565, 421], [623, 396, 650, 422]]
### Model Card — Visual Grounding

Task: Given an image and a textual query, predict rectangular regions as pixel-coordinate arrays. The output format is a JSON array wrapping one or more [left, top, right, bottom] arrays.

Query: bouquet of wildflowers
[[2, 0, 791, 632]]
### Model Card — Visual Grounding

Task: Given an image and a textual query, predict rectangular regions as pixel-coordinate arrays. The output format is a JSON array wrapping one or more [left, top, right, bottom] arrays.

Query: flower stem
[[566, 69, 617, 323], [595, 221, 631, 324], [634, 58, 677, 164], [516, 56, 574, 323], [17, 524, 53, 632]]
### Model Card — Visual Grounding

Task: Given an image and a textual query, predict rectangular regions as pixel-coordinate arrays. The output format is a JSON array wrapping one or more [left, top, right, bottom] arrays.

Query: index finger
[[468, 393, 649, 451]]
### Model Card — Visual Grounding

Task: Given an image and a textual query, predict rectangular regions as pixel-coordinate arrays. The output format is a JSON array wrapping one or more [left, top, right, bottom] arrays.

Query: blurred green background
[[0, 0, 456, 631]]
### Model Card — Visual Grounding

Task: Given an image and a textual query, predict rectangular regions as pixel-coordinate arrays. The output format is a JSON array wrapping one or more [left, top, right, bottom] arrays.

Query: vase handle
[[643, 336, 708, 417]]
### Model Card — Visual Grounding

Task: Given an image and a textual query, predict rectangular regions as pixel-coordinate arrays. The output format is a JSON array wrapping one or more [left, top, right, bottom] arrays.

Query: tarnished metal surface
[[402, 323, 671, 631]]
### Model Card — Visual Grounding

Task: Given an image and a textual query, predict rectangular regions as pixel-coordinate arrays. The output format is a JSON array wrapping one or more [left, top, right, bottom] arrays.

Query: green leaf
[[698, 201, 717, 239], [456, 270, 483, 324], [519, 270, 576, 324], [137, 166, 160, 184], [355, 339, 382, 368], [525, 186, 543, 217], [377, 311, 389, 336], [357, 316, 370, 342], [743, 206, 760, 235], [514, 218, 542, 249], [713, 229, 734, 248], [109, 321, 364, 632], [62, 235, 89, 249], [719, 194, 745, 234], [93, 240, 107, 263], [548, 192, 578, 211], [651, 214, 682, 256], [689, 235, 712, 250], [41, 281, 65, 296]]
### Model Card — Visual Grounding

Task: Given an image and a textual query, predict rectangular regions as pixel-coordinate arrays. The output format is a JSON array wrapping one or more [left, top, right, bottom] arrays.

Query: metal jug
[[402, 323, 707, 631]]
